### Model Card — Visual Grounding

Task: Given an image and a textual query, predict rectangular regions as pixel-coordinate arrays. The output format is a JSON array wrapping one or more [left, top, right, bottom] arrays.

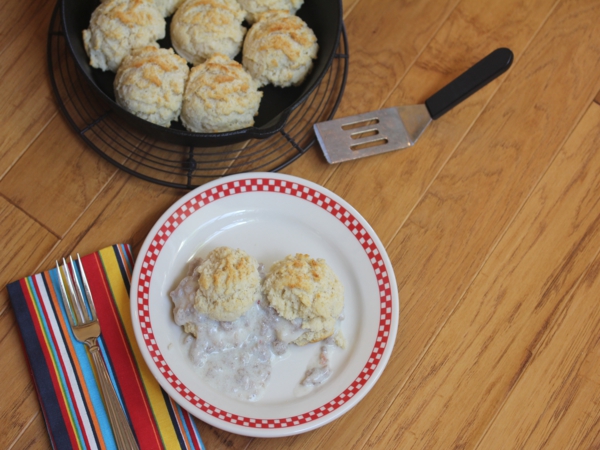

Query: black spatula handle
[[425, 47, 513, 120]]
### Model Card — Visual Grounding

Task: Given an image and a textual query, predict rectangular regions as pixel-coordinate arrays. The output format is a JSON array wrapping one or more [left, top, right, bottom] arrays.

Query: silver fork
[[56, 255, 139, 450]]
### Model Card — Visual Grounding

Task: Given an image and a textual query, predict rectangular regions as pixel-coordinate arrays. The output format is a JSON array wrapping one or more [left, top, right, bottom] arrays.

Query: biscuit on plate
[[262, 254, 344, 346], [83, 0, 166, 72], [193, 247, 262, 322], [242, 10, 318, 88], [114, 46, 189, 127], [170, 0, 246, 65], [237, 0, 304, 24], [181, 53, 263, 133]]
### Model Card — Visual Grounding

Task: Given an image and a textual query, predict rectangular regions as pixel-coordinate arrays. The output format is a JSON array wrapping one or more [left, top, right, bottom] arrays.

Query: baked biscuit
[[193, 247, 262, 322], [237, 0, 304, 24], [83, 0, 166, 72], [114, 46, 189, 127], [170, 0, 246, 65], [263, 254, 344, 346], [242, 10, 318, 87], [152, 0, 186, 16], [181, 53, 263, 133]]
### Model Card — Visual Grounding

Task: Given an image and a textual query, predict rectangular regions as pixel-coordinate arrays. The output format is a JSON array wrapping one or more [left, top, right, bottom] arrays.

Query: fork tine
[[56, 261, 77, 327], [76, 254, 97, 321], [69, 256, 92, 323], [62, 257, 87, 324]]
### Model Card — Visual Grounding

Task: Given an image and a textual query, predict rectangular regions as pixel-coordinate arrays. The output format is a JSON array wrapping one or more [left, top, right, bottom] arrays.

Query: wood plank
[[474, 108, 600, 448], [366, 97, 600, 447], [477, 260, 600, 449], [192, 421, 252, 450], [0, 114, 119, 238], [0, 0, 53, 56], [341, 0, 360, 17], [0, 0, 59, 177], [0, 311, 47, 450], [46, 176, 185, 268], [9, 411, 52, 450], [0, 197, 57, 314], [282, 0, 461, 186], [328, 0, 459, 119]]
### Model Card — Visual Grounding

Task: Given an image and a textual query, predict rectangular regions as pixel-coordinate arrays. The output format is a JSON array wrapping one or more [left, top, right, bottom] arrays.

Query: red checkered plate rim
[[130, 173, 399, 437]]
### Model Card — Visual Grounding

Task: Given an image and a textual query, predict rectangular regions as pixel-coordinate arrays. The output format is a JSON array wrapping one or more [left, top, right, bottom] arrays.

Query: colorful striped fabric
[[7, 244, 205, 450]]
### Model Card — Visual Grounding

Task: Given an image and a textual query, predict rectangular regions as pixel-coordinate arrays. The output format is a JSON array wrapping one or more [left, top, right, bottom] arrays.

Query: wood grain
[[40, 171, 184, 264], [340, 0, 360, 17], [0, 197, 57, 314], [0, 0, 58, 177], [0, 114, 119, 237], [0, 0, 50, 56], [471, 108, 600, 449], [10, 411, 52, 450]]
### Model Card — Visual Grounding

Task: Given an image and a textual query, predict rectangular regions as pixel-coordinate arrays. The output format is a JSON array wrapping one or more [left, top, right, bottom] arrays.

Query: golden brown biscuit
[[114, 46, 189, 127], [152, 0, 186, 16], [83, 0, 166, 72], [193, 247, 262, 321], [237, 0, 304, 24], [170, 0, 246, 65], [242, 10, 318, 88], [263, 254, 344, 346], [181, 53, 263, 133]]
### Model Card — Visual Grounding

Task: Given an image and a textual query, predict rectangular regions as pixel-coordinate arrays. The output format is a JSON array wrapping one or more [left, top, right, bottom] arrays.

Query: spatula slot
[[341, 118, 379, 130], [351, 138, 388, 151], [351, 129, 379, 140]]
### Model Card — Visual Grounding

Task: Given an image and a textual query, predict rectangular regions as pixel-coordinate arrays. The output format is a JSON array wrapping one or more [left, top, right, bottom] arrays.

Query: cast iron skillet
[[61, 0, 343, 147]]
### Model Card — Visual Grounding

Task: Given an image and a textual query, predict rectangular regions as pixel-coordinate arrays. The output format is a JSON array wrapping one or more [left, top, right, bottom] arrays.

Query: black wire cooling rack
[[47, 4, 349, 189]]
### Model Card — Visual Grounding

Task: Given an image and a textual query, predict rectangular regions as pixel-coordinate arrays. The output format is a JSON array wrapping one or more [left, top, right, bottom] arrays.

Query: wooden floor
[[3, 0, 600, 448]]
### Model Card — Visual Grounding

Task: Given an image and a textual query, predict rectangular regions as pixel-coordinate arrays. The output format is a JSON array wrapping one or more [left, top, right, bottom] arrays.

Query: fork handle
[[89, 344, 140, 450]]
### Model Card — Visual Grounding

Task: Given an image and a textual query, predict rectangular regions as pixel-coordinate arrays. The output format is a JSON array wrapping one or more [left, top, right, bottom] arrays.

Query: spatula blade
[[314, 104, 432, 164]]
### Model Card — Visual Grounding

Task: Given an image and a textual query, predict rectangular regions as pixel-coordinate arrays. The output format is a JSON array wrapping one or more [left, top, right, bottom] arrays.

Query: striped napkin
[[7, 244, 205, 450]]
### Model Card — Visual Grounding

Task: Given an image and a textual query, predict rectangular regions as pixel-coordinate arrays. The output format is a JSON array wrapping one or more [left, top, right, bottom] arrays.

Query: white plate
[[130, 173, 399, 437]]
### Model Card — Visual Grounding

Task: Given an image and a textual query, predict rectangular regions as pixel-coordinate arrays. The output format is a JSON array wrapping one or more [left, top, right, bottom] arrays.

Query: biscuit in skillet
[[237, 0, 304, 24], [114, 46, 190, 127], [83, 0, 166, 72], [170, 0, 247, 65], [152, 0, 186, 16], [242, 10, 318, 88], [180, 53, 263, 133]]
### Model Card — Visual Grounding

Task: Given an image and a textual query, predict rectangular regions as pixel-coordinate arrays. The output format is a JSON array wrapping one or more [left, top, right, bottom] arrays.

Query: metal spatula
[[314, 47, 514, 163]]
